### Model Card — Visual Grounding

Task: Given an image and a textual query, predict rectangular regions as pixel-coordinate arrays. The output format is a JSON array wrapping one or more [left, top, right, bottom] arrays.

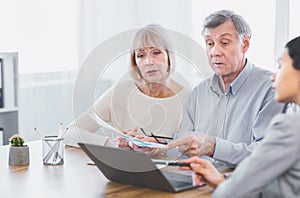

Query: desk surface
[[1, 141, 213, 197]]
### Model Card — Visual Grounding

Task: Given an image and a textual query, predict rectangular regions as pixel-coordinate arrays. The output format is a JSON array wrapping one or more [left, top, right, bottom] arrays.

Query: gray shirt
[[213, 113, 300, 198], [179, 60, 284, 166]]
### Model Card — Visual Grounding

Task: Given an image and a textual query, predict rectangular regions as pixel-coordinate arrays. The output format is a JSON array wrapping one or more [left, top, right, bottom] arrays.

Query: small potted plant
[[9, 134, 29, 166]]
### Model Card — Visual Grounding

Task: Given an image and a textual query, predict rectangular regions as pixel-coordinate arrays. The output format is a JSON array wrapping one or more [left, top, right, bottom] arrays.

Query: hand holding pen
[[179, 157, 223, 188]]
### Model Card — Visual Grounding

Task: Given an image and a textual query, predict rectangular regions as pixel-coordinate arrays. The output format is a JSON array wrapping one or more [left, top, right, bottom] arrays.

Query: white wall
[[19, 72, 75, 141], [19, 71, 113, 141], [78, 0, 192, 65], [14, 0, 295, 142]]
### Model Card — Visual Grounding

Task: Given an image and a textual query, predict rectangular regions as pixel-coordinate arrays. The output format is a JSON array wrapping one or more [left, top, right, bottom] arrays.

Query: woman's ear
[[293, 56, 300, 70]]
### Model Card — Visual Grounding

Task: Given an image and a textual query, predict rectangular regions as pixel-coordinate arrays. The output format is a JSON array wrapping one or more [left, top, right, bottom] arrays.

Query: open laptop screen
[[79, 143, 196, 192]]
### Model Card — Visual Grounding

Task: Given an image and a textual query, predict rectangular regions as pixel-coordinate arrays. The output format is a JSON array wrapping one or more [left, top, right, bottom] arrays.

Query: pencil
[[34, 128, 44, 139]]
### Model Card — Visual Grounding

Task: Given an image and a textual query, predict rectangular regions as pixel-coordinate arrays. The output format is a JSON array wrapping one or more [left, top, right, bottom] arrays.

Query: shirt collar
[[210, 59, 253, 96]]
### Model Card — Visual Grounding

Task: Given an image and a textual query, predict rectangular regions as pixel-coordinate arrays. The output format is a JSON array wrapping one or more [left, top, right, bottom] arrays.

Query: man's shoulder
[[249, 63, 274, 78], [192, 78, 212, 92], [244, 63, 274, 87]]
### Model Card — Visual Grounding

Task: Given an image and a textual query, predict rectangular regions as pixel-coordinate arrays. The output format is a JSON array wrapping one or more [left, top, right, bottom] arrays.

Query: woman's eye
[[152, 51, 161, 55], [137, 54, 145, 58]]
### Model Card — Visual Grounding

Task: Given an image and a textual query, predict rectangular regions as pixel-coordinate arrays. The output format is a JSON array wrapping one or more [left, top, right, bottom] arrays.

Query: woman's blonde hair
[[130, 23, 175, 82]]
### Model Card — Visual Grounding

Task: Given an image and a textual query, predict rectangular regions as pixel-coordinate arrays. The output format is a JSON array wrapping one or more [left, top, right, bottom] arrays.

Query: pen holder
[[42, 136, 64, 165]]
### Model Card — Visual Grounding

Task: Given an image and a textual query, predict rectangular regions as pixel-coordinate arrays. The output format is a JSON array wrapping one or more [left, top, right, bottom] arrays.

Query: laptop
[[78, 143, 197, 192]]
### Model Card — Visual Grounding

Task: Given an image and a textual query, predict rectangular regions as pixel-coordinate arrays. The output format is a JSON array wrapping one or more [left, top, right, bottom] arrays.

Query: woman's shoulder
[[268, 113, 300, 141], [271, 113, 300, 127], [114, 80, 136, 89], [168, 79, 192, 99], [96, 80, 136, 101], [111, 80, 137, 94]]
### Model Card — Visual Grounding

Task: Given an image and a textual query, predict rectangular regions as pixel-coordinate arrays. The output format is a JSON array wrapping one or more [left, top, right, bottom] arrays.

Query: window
[[0, 0, 78, 73], [289, 0, 300, 40]]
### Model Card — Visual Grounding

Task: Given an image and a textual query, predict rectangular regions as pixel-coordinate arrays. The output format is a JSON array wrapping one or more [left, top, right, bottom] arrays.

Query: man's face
[[204, 20, 249, 78]]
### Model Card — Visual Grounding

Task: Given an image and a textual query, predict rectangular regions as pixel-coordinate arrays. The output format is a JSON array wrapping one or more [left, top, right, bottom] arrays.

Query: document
[[89, 111, 167, 149], [128, 137, 167, 149]]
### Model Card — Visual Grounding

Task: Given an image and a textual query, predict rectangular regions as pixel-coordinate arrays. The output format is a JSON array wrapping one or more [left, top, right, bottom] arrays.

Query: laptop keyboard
[[162, 171, 192, 185], [168, 180, 192, 188]]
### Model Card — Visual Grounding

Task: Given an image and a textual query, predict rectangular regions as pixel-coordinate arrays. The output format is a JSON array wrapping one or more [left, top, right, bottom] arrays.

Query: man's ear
[[242, 36, 250, 53]]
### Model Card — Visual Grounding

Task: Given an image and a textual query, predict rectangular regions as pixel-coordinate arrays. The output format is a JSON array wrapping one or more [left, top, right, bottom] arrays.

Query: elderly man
[[167, 10, 284, 167]]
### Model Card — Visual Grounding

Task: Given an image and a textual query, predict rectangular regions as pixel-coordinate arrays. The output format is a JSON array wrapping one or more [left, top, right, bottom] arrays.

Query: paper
[[89, 111, 167, 149], [128, 138, 167, 149]]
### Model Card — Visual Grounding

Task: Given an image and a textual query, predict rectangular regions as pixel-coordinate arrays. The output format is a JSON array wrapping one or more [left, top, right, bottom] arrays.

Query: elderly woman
[[65, 24, 191, 148], [181, 36, 300, 197]]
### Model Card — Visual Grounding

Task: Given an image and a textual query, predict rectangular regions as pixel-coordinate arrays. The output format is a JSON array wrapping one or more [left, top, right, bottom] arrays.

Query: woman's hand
[[180, 156, 225, 188], [104, 137, 118, 147], [117, 128, 149, 149], [117, 128, 138, 149], [117, 129, 166, 156], [127, 135, 164, 155], [134, 136, 167, 155]]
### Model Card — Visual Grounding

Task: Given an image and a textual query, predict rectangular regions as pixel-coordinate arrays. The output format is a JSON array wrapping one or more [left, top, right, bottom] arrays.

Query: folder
[[0, 59, 3, 108]]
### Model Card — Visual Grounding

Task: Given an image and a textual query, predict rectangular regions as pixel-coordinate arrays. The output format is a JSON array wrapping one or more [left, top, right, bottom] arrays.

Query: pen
[[153, 161, 190, 167]]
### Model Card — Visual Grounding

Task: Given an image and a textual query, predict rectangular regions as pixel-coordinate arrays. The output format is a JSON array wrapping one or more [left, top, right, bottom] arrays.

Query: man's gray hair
[[201, 10, 252, 39]]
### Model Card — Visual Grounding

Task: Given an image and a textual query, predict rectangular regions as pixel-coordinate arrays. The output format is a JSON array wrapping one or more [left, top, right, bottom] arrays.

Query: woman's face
[[272, 49, 300, 103], [135, 47, 169, 83]]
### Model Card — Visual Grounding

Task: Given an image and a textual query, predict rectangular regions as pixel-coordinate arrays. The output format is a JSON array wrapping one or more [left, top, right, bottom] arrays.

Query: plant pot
[[9, 145, 30, 166]]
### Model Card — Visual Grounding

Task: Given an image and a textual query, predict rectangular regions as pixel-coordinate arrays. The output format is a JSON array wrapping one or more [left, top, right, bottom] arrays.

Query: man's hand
[[167, 132, 216, 157], [180, 156, 225, 188]]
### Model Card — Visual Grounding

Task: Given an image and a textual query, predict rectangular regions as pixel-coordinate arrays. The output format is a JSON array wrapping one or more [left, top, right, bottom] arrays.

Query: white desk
[[1, 141, 213, 197]]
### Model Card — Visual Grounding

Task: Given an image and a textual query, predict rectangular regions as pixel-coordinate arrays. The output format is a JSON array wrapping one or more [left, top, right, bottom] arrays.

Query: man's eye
[[206, 42, 213, 46], [221, 41, 229, 45]]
